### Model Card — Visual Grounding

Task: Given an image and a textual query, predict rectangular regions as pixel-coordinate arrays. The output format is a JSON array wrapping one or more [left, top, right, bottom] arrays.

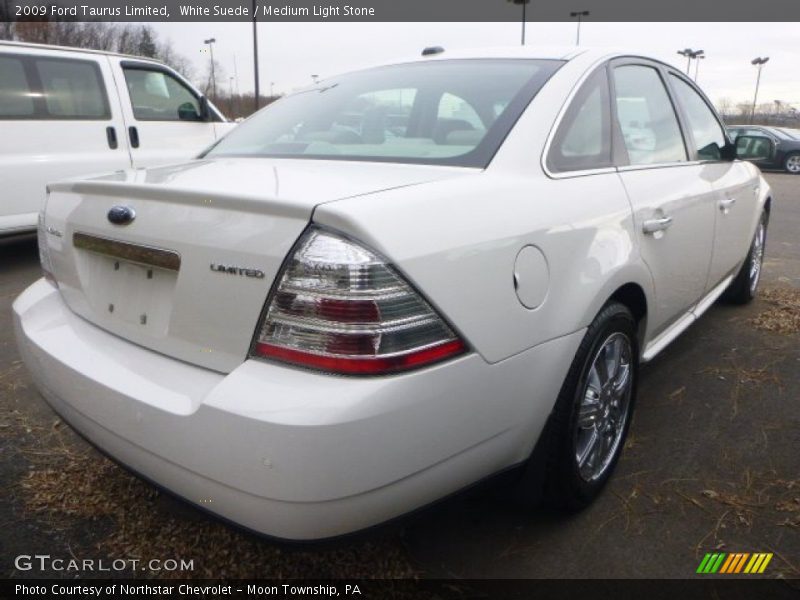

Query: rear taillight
[[251, 227, 466, 375]]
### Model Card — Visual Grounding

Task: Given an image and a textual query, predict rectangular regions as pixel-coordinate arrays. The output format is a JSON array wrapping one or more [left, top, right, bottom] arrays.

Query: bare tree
[[4, 21, 192, 78]]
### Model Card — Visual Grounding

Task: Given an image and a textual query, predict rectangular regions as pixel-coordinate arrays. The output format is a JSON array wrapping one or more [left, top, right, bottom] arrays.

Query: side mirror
[[735, 135, 774, 162], [177, 101, 202, 121]]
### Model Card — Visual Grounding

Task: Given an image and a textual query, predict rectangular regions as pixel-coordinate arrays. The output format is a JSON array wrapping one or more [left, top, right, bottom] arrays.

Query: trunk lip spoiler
[[73, 232, 181, 272]]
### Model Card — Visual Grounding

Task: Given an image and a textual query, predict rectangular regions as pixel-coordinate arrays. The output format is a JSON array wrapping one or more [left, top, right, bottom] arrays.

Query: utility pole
[[570, 11, 590, 45], [253, 0, 260, 112]]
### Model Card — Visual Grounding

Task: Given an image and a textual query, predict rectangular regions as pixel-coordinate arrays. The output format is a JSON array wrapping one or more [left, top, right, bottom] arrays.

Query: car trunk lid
[[41, 158, 470, 372]]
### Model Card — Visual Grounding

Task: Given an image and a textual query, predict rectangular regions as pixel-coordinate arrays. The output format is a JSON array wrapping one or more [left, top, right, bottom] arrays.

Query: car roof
[[0, 39, 166, 65]]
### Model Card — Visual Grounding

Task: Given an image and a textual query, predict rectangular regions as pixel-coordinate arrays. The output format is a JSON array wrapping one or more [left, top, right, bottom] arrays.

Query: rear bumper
[[13, 279, 582, 540]]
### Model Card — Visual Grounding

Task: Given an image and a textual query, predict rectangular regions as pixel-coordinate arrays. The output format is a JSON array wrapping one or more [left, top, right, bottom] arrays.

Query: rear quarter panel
[[314, 171, 653, 364]]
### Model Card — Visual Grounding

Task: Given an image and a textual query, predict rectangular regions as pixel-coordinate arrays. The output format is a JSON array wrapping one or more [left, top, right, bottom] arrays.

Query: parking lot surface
[[1, 173, 798, 579]]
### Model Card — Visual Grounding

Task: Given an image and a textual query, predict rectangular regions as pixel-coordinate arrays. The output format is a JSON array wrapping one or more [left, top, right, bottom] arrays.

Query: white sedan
[[14, 47, 770, 540]]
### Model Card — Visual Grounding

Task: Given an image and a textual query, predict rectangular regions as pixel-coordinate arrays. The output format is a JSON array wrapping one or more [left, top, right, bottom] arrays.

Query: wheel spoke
[[577, 430, 599, 468], [595, 347, 611, 386], [612, 362, 630, 395], [578, 396, 602, 429]]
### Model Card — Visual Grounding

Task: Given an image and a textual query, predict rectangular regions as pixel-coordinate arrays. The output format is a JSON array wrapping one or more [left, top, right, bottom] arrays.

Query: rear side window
[[0, 54, 109, 120], [613, 65, 686, 165], [123, 67, 202, 121], [669, 75, 727, 161], [0, 56, 34, 117], [546, 68, 612, 173], [35, 58, 109, 119]]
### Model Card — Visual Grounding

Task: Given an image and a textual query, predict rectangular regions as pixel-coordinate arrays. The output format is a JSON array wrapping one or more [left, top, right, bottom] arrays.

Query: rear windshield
[[205, 59, 562, 168], [774, 127, 800, 140]]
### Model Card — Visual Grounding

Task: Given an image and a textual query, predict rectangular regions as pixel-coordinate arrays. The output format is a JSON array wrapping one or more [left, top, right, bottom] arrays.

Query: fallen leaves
[[751, 287, 800, 335]]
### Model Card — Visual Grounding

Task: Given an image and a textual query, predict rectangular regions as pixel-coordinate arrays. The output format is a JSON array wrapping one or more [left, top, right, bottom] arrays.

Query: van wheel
[[537, 302, 638, 510], [723, 211, 768, 305]]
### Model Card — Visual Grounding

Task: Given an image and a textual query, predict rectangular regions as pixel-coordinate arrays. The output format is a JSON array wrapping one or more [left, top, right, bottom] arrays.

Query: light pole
[[692, 50, 705, 82], [252, 0, 260, 112], [677, 48, 694, 75], [751, 57, 770, 123], [509, 0, 531, 46], [569, 11, 589, 45], [270, 82, 275, 97], [203, 38, 217, 99]]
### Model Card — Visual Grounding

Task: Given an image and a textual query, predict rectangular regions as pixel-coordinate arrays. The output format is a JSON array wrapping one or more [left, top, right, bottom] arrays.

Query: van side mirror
[[735, 135, 774, 162], [177, 102, 202, 121]]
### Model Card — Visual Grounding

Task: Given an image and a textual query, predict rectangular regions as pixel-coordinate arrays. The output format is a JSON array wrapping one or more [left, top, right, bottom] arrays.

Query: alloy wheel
[[749, 219, 766, 294], [574, 332, 633, 482]]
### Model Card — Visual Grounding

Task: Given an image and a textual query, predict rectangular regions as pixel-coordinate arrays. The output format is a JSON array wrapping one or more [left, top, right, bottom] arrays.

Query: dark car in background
[[727, 125, 800, 174]]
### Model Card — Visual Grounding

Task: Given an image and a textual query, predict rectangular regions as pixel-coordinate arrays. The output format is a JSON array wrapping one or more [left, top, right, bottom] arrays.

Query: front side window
[[669, 75, 727, 160], [205, 59, 563, 167], [613, 65, 686, 165], [123, 67, 202, 121], [546, 68, 611, 172], [0, 56, 34, 117]]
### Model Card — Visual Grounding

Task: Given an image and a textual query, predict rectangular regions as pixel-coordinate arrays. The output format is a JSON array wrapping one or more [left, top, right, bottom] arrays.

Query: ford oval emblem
[[107, 205, 136, 225]]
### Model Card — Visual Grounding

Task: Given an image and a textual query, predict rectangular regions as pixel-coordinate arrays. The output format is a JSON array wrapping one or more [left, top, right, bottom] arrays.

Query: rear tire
[[531, 302, 639, 510], [723, 211, 768, 305], [784, 153, 800, 175]]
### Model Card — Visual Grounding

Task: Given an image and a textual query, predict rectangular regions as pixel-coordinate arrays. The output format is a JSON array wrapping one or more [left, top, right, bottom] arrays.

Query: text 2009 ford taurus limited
[[14, 48, 771, 541]]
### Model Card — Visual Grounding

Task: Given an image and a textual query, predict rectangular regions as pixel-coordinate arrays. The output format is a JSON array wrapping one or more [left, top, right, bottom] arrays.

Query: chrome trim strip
[[73, 232, 181, 271]]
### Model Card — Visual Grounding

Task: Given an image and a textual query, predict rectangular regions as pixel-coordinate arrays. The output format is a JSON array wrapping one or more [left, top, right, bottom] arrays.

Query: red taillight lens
[[251, 228, 466, 375]]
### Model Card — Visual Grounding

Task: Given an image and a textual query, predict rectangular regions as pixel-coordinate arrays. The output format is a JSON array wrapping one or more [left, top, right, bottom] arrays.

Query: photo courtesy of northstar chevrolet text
[[1, 0, 798, 595]]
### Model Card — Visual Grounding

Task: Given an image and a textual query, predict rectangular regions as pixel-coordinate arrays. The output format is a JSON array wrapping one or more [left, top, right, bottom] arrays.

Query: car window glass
[[547, 68, 611, 172], [123, 68, 201, 121], [332, 88, 417, 141], [613, 65, 686, 165], [35, 58, 108, 119], [0, 56, 34, 117], [669, 75, 726, 160]]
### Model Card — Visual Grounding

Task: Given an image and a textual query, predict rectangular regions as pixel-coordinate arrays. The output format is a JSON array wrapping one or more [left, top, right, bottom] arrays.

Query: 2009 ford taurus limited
[[14, 47, 771, 540]]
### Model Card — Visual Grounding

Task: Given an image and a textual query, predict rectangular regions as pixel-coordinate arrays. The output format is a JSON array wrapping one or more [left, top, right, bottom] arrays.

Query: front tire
[[784, 153, 800, 175], [723, 211, 768, 304], [539, 302, 639, 510]]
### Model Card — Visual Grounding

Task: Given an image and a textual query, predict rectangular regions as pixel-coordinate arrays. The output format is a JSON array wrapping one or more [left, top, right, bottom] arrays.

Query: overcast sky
[[150, 22, 799, 109]]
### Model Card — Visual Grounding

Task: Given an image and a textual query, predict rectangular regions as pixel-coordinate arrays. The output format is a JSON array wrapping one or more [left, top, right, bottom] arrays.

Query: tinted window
[[0, 56, 34, 117], [547, 68, 611, 172], [35, 58, 109, 119], [613, 65, 686, 165], [669, 75, 726, 160], [205, 59, 563, 168], [123, 67, 202, 121]]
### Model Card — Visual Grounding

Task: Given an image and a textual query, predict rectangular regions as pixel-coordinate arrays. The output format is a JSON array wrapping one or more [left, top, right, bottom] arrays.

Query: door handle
[[719, 197, 737, 211], [642, 216, 673, 234], [105, 126, 118, 149], [128, 126, 140, 149]]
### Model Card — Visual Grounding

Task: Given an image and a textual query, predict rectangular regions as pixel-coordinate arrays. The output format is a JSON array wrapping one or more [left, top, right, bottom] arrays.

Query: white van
[[0, 41, 233, 236]]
